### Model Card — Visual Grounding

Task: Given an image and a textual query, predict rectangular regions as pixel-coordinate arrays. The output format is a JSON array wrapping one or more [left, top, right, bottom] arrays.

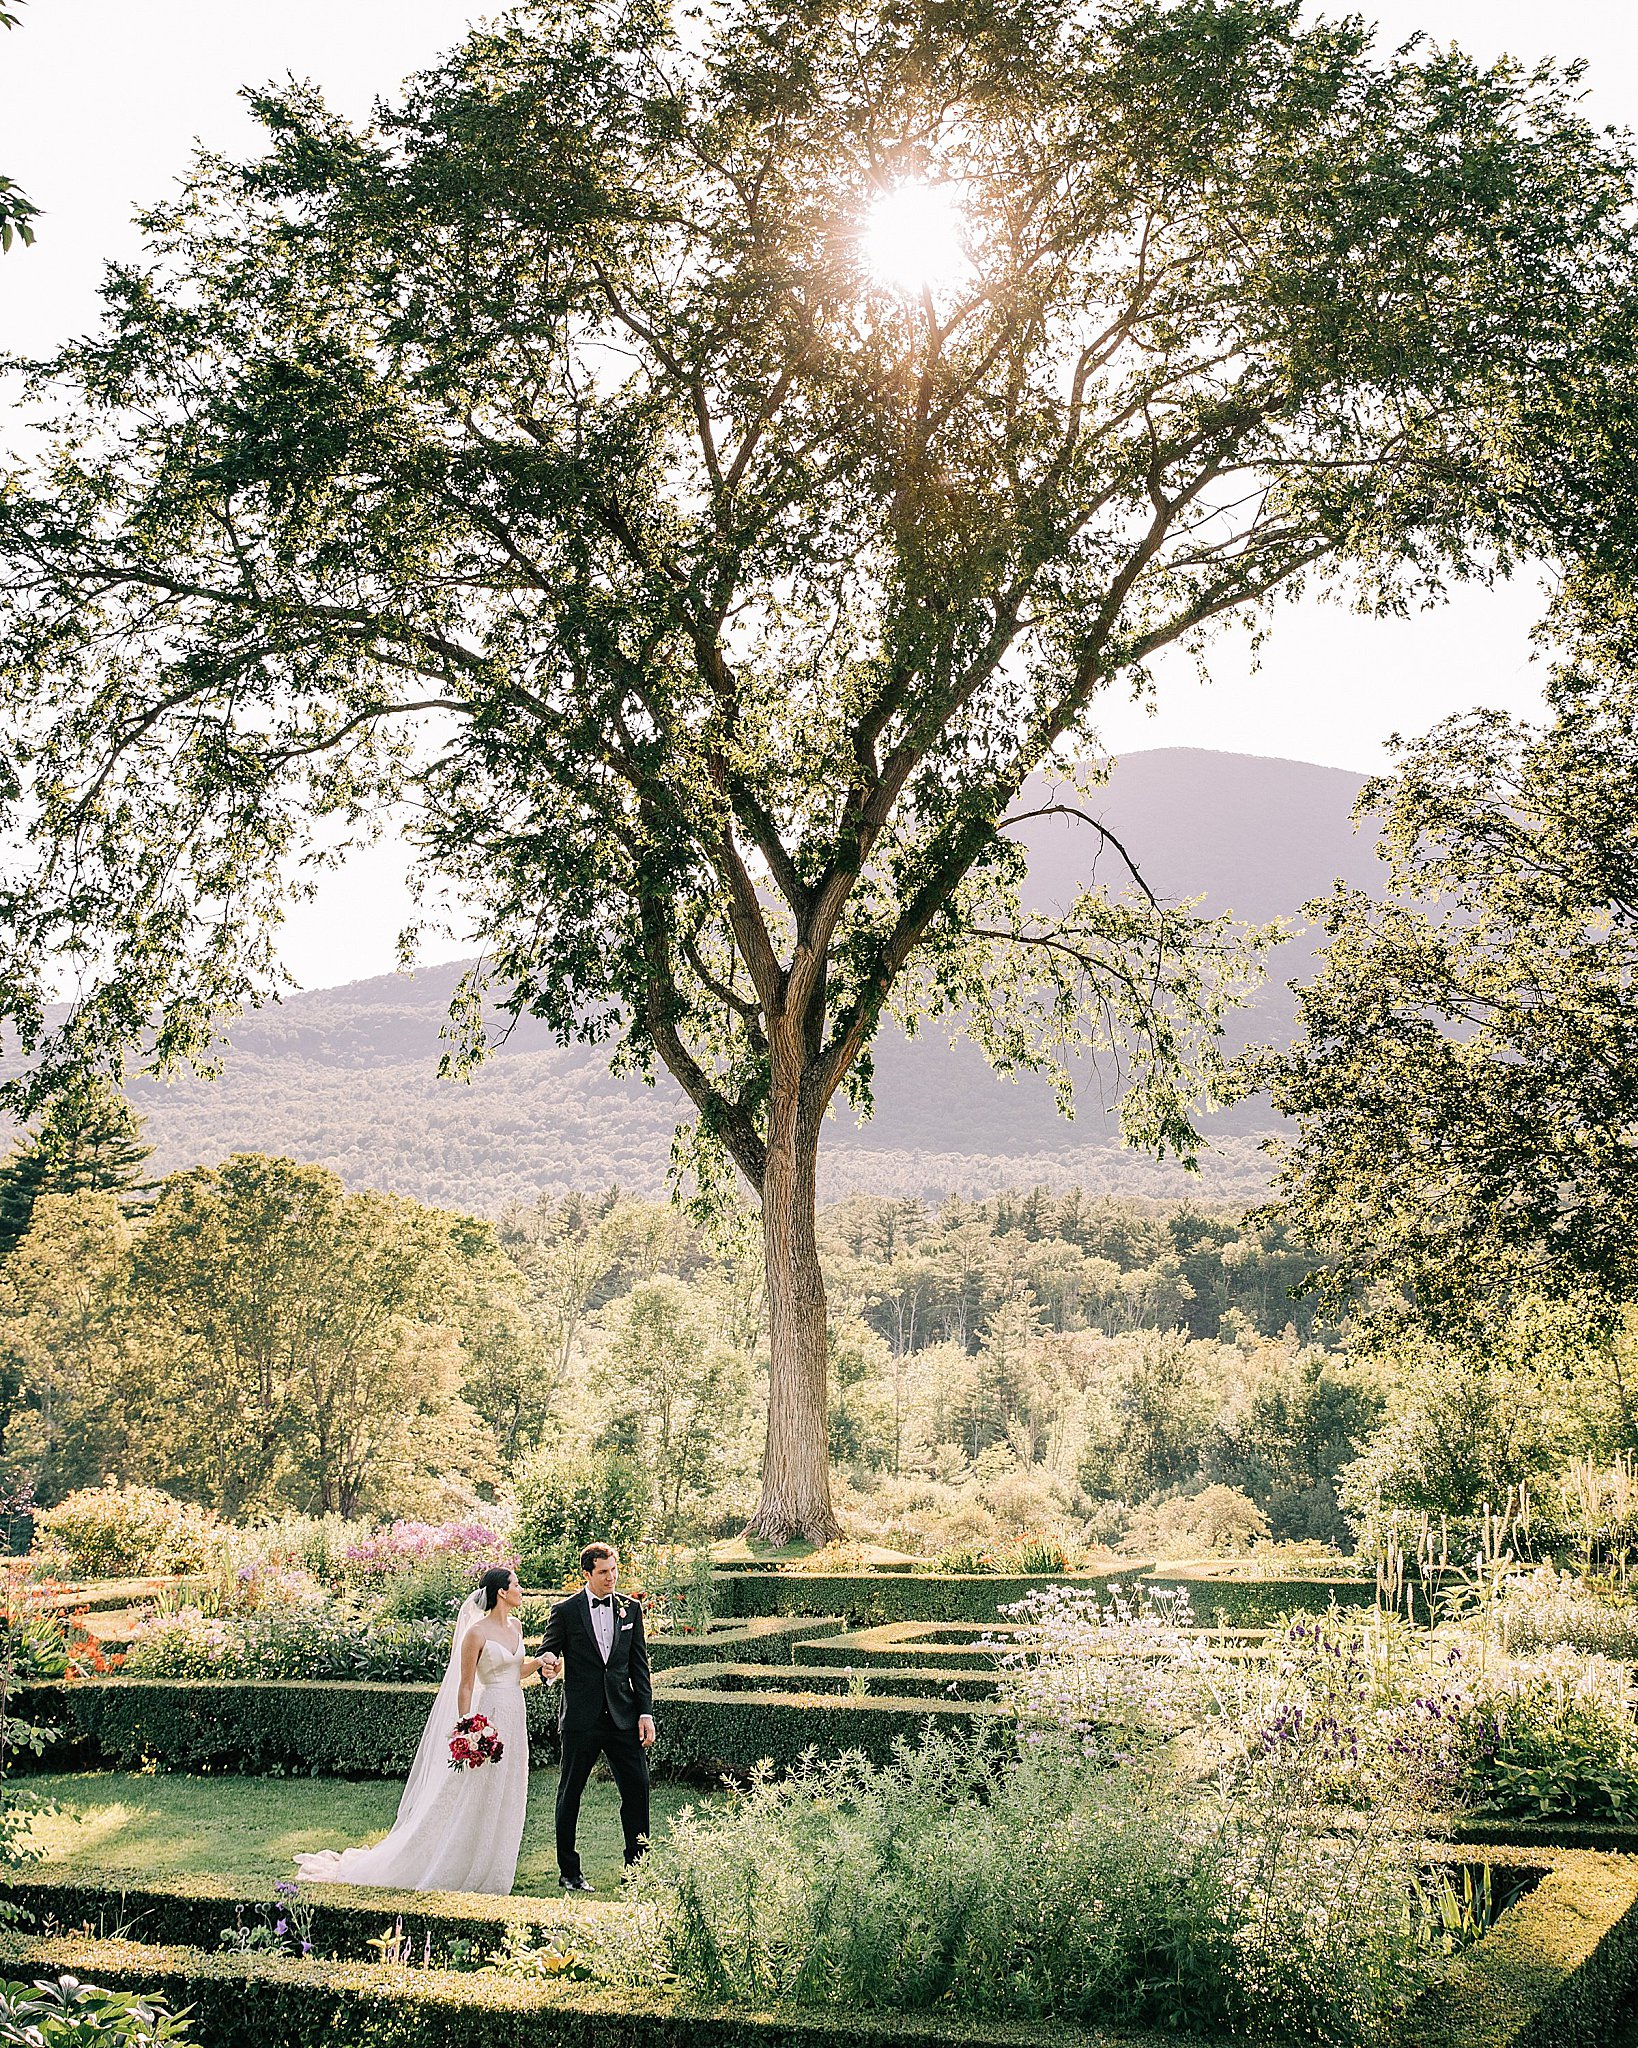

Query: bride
[[295, 1566, 545, 1894]]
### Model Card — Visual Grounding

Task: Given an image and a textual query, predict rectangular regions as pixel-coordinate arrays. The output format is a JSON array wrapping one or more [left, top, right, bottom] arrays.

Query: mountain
[[122, 749, 1378, 1214]]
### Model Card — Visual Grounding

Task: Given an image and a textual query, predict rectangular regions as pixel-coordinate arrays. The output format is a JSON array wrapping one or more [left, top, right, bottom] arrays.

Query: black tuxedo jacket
[[540, 1589, 654, 1733]]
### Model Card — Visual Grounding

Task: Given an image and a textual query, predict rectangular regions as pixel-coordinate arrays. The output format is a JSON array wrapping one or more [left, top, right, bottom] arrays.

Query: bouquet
[[448, 1712, 505, 1771]]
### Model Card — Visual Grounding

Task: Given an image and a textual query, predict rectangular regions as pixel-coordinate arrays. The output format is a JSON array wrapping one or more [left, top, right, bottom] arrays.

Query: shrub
[[0, 1976, 191, 2045], [1126, 1484, 1272, 1557], [717, 1569, 1139, 1625], [32, 1487, 219, 1579], [13, 1678, 456, 1777], [1472, 1643, 1638, 1822], [12, 1668, 991, 1778], [122, 1607, 452, 1684], [931, 1536, 1073, 1574], [1492, 1567, 1638, 1660], [511, 1453, 648, 1587], [639, 1548, 718, 1634]]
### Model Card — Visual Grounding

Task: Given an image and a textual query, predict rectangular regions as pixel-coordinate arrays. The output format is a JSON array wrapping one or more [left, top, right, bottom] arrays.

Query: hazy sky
[[3, 2, 1633, 986]]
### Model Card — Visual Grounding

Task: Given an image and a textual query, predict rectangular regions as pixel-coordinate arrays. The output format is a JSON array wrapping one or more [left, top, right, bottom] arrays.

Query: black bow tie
[[590, 1596, 612, 1608]]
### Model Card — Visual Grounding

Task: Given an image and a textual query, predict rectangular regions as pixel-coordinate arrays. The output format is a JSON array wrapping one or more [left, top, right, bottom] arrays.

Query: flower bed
[[0, 1843, 1631, 2048], [121, 1608, 455, 1684]]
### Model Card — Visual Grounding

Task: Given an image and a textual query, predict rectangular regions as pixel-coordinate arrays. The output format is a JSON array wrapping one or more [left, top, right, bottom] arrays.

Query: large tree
[[0, 1080, 152, 1259], [3, 0, 1635, 1538], [1258, 574, 1638, 1367]]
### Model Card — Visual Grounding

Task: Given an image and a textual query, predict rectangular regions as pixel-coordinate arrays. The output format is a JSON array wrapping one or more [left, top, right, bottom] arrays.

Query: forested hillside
[[121, 750, 1374, 1211]]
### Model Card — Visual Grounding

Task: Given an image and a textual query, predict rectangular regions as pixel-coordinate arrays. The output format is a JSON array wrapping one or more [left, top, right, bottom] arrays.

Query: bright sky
[[2, 2, 1634, 987]]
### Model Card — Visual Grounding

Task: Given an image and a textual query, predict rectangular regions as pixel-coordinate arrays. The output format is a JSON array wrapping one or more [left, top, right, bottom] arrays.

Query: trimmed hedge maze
[[14, 1570, 1638, 2046], [9, 1570, 1390, 1780], [4, 1845, 1636, 2048]]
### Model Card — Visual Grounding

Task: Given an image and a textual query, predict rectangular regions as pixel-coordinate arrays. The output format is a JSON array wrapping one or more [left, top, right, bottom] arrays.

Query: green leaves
[[1258, 572, 1638, 1348]]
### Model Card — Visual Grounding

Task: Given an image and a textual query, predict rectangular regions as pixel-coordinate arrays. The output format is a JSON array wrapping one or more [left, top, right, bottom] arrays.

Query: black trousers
[[555, 1710, 651, 1880]]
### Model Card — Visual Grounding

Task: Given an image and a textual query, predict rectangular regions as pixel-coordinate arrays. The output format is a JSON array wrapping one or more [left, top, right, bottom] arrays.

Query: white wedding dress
[[296, 1600, 530, 1895]]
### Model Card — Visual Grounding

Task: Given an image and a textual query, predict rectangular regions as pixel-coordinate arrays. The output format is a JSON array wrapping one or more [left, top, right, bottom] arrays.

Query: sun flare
[[860, 182, 970, 297]]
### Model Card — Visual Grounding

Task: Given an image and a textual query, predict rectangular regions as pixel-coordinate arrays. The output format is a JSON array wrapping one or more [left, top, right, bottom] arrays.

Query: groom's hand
[[638, 1714, 656, 1749]]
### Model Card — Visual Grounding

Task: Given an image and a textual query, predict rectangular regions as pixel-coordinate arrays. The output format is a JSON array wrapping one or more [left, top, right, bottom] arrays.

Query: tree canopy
[[3, 0, 1636, 1536], [1259, 575, 1638, 1353], [0, 1080, 151, 1259]]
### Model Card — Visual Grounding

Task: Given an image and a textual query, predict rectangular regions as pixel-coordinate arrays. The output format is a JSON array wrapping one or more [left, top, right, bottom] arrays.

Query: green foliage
[[6, 0, 1633, 1537], [1336, 1357, 1561, 1525], [11, 1679, 461, 1779], [511, 1451, 650, 1589], [592, 1281, 750, 1540], [0, 1082, 151, 1264], [0, 1872, 574, 1968], [826, 1190, 1337, 1353], [717, 1568, 1130, 1625], [1, 1159, 540, 1519], [0, 1976, 190, 2046], [1260, 576, 1638, 1362], [0, 2, 37, 255], [1204, 1346, 1383, 1545], [1477, 1689, 1638, 1824], [120, 1610, 453, 1685], [12, 1658, 999, 1778], [630, 1733, 1431, 2043], [1493, 1570, 1638, 1662], [3, 1846, 1626, 2048], [639, 1548, 719, 1635], [31, 1489, 220, 1580], [1078, 1331, 1220, 1501]]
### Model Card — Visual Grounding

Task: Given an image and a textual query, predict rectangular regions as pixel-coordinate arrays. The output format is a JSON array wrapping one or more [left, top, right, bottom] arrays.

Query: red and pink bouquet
[[448, 1712, 505, 1771]]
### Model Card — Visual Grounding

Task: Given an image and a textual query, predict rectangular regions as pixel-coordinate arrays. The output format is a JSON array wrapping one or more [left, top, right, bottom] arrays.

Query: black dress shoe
[[559, 1875, 595, 1892]]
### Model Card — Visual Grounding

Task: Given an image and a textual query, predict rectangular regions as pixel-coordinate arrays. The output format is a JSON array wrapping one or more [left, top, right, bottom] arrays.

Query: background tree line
[[3, 1081, 1632, 1556]]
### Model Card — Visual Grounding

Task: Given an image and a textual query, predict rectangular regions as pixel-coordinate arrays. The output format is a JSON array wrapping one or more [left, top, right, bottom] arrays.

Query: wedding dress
[[295, 1593, 530, 1895]]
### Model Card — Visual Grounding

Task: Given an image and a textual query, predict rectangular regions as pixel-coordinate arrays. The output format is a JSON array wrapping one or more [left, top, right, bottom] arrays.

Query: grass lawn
[[19, 1771, 712, 1897]]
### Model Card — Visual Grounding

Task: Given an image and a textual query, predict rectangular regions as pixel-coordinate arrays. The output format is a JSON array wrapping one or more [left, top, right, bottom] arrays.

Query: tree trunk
[[747, 1070, 841, 1545]]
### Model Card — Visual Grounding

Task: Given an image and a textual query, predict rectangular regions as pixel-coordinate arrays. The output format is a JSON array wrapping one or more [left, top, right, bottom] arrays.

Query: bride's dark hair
[[477, 1567, 515, 1611]]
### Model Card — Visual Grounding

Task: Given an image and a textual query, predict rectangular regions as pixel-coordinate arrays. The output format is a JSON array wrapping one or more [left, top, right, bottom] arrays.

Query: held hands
[[539, 1652, 563, 1682]]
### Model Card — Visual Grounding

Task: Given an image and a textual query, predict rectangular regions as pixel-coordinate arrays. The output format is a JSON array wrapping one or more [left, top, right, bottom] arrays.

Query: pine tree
[[0, 1082, 152, 1259]]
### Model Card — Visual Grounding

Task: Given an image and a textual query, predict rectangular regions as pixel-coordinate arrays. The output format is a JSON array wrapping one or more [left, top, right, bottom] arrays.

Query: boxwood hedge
[[0, 1869, 609, 1961], [12, 1666, 998, 1779], [712, 1568, 1378, 1628], [712, 1570, 1136, 1625], [0, 1935, 1091, 2048], [1141, 1571, 1377, 1626]]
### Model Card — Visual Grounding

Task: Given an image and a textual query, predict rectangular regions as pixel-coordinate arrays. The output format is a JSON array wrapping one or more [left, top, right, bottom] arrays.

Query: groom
[[538, 1541, 656, 1891]]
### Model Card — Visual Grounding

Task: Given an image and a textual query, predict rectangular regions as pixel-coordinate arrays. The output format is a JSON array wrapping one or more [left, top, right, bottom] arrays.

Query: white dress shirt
[[588, 1591, 615, 1662]]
